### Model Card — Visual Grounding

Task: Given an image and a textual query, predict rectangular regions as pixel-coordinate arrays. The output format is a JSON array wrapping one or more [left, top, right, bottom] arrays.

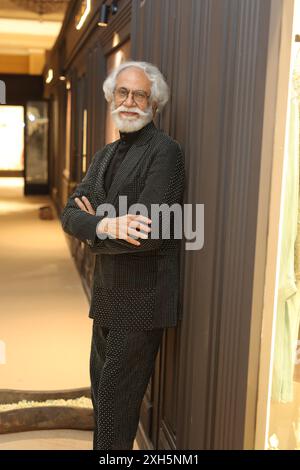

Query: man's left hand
[[75, 196, 95, 215]]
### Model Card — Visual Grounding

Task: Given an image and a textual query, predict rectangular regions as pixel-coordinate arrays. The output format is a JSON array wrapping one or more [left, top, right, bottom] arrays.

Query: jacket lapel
[[94, 140, 119, 205], [96, 120, 158, 210], [105, 142, 150, 205]]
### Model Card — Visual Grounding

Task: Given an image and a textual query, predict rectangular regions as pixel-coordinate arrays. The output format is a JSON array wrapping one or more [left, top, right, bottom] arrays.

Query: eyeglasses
[[113, 87, 151, 105]]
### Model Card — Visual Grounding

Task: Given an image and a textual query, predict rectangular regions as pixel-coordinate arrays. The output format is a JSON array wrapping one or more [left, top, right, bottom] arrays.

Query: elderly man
[[61, 61, 185, 450]]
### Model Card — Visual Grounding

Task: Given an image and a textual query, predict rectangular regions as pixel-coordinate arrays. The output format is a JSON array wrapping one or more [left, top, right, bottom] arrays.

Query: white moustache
[[111, 107, 148, 117], [110, 101, 154, 132]]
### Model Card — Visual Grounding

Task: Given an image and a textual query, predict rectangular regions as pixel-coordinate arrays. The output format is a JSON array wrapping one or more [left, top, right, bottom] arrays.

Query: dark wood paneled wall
[[132, 0, 274, 449]]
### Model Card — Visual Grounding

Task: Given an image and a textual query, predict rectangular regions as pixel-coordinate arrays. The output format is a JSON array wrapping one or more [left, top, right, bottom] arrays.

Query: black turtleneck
[[104, 125, 145, 194]]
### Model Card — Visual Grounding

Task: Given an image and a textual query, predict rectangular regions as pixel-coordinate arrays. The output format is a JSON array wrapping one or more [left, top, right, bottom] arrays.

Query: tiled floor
[[0, 429, 139, 450], [0, 430, 94, 450]]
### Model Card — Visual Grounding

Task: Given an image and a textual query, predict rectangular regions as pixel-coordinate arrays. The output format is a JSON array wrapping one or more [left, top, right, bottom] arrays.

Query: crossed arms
[[60, 140, 185, 255]]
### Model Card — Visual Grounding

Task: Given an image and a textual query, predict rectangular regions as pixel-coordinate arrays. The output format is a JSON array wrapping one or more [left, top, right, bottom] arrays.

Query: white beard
[[110, 101, 154, 133]]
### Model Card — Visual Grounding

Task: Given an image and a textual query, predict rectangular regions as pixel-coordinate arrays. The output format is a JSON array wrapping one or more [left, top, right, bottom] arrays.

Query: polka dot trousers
[[89, 321, 164, 450]]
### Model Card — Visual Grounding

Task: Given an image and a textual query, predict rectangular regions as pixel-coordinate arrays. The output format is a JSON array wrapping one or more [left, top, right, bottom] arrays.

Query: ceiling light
[[45, 68, 53, 84], [59, 69, 67, 82], [76, 0, 91, 30]]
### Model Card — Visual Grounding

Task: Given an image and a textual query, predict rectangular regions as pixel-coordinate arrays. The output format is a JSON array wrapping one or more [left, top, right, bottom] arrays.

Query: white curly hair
[[102, 60, 170, 113]]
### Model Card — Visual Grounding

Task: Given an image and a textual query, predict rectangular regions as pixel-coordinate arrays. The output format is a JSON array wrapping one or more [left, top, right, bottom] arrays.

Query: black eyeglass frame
[[113, 86, 152, 105]]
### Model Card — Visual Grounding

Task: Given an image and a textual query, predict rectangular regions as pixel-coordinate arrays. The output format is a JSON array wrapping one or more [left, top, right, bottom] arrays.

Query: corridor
[[0, 177, 94, 449]]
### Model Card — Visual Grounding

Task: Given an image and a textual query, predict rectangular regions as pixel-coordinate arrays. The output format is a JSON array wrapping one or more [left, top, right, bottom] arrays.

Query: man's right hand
[[96, 214, 152, 246]]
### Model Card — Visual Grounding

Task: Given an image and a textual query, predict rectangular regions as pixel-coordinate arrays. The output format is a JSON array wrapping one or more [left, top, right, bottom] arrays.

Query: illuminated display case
[[24, 100, 49, 195]]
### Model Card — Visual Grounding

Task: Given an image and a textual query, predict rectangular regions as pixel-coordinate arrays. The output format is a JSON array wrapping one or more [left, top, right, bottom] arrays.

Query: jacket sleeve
[[60, 147, 108, 244], [88, 140, 185, 255]]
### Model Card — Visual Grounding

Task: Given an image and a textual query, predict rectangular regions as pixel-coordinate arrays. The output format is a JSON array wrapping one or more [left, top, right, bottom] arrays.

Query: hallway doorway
[[0, 105, 24, 176]]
